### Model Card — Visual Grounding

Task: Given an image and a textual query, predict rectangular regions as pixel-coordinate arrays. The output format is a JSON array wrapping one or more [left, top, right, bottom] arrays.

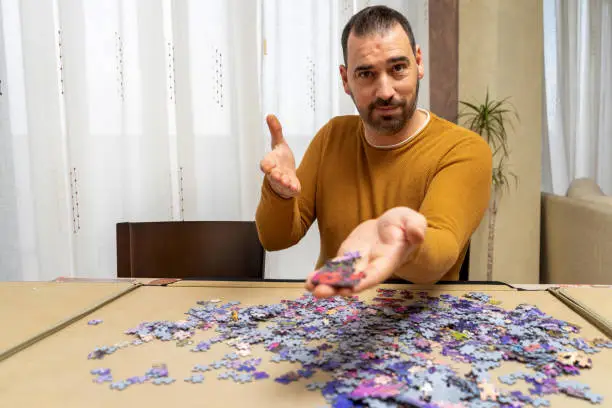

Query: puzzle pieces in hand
[[311, 251, 365, 288]]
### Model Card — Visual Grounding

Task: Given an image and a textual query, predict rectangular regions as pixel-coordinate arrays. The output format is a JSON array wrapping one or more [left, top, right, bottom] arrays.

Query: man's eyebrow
[[388, 56, 409, 64], [354, 64, 374, 72], [354, 57, 410, 72]]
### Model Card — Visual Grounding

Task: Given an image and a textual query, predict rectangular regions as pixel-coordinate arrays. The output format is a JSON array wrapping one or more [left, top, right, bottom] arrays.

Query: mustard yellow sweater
[[255, 112, 492, 282]]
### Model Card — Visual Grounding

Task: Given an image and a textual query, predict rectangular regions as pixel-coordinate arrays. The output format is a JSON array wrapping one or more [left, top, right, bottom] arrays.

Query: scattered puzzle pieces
[[88, 290, 609, 406]]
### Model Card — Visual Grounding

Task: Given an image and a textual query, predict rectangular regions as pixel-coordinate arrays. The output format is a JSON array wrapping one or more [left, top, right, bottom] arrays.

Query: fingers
[[267, 170, 301, 198], [260, 156, 297, 188], [337, 288, 353, 297], [269, 168, 297, 190], [260, 151, 300, 198], [306, 270, 352, 299], [304, 271, 316, 292], [281, 173, 292, 187], [304, 268, 336, 298], [312, 284, 337, 299], [308, 285, 353, 299], [266, 114, 285, 149], [352, 257, 393, 293], [377, 207, 427, 245], [352, 243, 404, 293], [305, 270, 336, 299]]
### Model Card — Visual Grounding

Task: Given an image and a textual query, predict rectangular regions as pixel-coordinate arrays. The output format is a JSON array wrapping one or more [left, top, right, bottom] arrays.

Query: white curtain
[[0, 0, 262, 281], [543, 0, 612, 196], [0, 0, 428, 281]]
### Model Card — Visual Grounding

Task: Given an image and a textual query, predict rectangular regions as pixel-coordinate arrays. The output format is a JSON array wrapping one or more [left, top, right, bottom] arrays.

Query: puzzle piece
[[311, 251, 365, 288], [184, 374, 205, 383], [557, 351, 593, 368], [109, 381, 129, 391], [152, 377, 175, 385], [478, 382, 498, 402]]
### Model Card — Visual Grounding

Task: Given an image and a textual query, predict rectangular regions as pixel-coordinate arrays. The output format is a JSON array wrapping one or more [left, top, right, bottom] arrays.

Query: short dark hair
[[341, 5, 417, 66]]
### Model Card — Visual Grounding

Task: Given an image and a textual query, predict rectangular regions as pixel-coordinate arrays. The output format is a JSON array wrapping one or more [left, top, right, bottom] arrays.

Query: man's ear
[[414, 45, 425, 80], [339, 65, 351, 95]]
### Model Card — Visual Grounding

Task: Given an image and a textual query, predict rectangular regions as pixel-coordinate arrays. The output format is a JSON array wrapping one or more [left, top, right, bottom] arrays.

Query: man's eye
[[392, 64, 407, 73], [357, 71, 373, 79]]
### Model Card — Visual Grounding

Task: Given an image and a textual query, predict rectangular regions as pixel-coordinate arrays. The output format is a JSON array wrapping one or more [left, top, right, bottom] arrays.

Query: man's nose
[[375, 74, 395, 101]]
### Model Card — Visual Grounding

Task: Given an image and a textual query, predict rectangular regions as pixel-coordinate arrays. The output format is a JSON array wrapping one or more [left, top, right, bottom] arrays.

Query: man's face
[[340, 24, 424, 136]]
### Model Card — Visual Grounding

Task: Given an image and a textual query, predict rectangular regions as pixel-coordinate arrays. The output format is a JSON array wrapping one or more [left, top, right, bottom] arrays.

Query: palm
[[268, 143, 295, 173], [368, 233, 407, 269], [369, 215, 414, 267]]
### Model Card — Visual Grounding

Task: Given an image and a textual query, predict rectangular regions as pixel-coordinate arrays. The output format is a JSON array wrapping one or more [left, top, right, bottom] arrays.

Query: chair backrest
[[458, 241, 470, 281], [116, 221, 265, 279]]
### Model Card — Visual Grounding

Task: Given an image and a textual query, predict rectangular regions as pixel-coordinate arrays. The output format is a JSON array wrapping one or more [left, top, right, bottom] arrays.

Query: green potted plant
[[459, 90, 519, 281]]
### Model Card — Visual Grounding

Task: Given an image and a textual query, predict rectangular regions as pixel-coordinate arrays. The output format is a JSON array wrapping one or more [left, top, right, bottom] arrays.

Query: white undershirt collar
[[365, 108, 431, 150]]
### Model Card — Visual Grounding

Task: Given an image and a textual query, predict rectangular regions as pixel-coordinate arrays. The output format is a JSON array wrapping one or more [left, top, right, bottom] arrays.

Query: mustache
[[369, 97, 406, 110]]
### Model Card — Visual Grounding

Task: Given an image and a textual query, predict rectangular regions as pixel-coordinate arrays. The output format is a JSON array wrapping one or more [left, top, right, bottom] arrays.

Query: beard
[[356, 79, 420, 136]]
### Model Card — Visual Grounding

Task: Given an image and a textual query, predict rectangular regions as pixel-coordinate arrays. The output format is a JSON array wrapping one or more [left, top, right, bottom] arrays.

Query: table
[[0, 280, 138, 360], [0, 280, 610, 408]]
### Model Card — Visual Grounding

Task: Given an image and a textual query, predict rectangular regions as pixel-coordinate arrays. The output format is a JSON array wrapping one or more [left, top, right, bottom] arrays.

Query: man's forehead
[[346, 25, 413, 65]]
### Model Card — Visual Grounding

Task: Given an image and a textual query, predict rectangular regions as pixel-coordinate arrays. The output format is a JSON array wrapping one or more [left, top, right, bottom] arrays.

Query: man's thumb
[[266, 114, 286, 148]]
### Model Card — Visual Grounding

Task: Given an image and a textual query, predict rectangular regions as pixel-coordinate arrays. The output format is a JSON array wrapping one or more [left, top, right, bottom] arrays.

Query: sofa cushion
[[566, 177, 611, 208]]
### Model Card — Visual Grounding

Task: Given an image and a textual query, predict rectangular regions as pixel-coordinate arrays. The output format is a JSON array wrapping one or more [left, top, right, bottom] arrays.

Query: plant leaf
[[458, 91, 519, 192]]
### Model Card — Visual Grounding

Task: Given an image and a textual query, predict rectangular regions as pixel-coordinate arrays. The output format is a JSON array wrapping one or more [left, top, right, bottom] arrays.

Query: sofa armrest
[[541, 193, 612, 284]]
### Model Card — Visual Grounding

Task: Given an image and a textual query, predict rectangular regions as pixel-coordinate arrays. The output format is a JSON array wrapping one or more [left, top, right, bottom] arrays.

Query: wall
[[459, 0, 543, 283]]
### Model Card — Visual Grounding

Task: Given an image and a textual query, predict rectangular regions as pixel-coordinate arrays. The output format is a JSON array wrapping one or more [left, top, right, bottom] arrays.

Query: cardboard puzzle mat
[[1, 286, 611, 408]]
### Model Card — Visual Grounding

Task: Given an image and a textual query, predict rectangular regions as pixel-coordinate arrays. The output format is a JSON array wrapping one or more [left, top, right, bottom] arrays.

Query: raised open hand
[[259, 114, 301, 199]]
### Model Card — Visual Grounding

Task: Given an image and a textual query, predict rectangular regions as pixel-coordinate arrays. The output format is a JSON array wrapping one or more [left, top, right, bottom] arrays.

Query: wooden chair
[[459, 241, 470, 281], [116, 221, 265, 280]]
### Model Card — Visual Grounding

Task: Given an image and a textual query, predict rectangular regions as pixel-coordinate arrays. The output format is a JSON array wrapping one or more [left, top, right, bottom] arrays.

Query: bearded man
[[255, 5, 492, 298]]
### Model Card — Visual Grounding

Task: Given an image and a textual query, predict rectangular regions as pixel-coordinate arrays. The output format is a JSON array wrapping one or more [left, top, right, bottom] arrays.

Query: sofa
[[540, 178, 612, 284]]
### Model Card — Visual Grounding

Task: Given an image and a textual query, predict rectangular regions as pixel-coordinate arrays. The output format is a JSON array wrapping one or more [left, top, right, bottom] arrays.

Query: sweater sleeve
[[396, 135, 493, 282], [255, 121, 329, 251]]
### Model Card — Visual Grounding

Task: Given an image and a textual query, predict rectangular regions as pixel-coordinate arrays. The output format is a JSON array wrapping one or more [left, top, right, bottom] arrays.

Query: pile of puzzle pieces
[[88, 288, 612, 407]]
